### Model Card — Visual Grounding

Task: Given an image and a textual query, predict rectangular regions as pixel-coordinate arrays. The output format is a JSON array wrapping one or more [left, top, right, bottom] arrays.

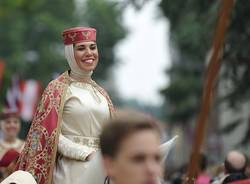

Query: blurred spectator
[[212, 150, 248, 184], [100, 110, 162, 184], [246, 163, 250, 178], [0, 110, 24, 181], [210, 164, 225, 183], [166, 164, 187, 184], [195, 153, 211, 184], [0, 149, 20, 181], [222, 150, 248, 184], [170, 172, 183, 184]]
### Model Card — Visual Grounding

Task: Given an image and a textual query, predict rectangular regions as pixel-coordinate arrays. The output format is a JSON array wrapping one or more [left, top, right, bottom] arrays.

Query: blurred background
[[0, 0, 250, 182]]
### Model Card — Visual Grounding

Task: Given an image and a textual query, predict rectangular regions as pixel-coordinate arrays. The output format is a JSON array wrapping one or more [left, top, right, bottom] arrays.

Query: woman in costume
[[0, 110, 24, 159], [0, 110, 24, 180], [16, 27, 114, 184]]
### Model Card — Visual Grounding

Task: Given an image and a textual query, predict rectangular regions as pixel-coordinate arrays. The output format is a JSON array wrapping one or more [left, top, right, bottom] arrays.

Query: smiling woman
[[74, 42, 99, 72], [16, 27, 115, 184]]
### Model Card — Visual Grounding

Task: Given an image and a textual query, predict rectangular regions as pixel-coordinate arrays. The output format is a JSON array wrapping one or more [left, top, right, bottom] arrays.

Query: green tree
[[220, 1, 250, 145], [0, 0, 76, 84], [0, 0, 126, 85], [159, 0, 218, 124], [159, 0, 250, 144], [80, 0, 126, 81]]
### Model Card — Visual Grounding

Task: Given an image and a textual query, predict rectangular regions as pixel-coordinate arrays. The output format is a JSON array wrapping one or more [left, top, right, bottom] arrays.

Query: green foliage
[[81, 0, 126, 81], [222, 1, 250, 106], [220, 119, 242, 134], [160, 62, 203, 122], [0, 0, 76, 84], [0, 69, 11, 111], [159, 0, 219, 123], [0, 0, 126, 86], [159, 0, 250, 143]]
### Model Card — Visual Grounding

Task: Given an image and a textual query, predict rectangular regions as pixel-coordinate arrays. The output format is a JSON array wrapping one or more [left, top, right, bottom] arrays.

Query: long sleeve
[[57, 134, 94, 161]]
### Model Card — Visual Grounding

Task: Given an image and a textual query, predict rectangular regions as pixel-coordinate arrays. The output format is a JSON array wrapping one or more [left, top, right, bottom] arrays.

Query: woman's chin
[[81, 68, 94, 73], [78, 63, 96, 72]]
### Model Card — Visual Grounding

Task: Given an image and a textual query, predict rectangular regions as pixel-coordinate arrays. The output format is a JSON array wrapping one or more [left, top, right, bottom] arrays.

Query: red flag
[[19, 80, 41, 122], [5, 75, 21, 113], [0, 60, 5, 89], [5, 76, 41, 122]]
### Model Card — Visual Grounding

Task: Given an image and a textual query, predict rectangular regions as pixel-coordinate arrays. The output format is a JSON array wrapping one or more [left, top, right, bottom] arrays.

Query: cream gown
[[53, 80, 110, 184]]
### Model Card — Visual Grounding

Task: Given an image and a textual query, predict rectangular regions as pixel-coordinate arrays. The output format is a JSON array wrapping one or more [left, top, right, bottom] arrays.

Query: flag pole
[[184, 0, 235, 183]]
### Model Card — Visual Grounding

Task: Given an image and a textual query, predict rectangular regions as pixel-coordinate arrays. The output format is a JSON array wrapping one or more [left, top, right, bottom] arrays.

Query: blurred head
[[62, 27, 98, 78], [100, 110, 162, 184], [0, 111, 21, 141], [224, 150, 248, 174], [198, 153, 208, 172]]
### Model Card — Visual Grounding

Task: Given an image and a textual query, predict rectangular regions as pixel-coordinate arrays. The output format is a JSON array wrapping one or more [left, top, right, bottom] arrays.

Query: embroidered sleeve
[[57, 134, 94, 161]]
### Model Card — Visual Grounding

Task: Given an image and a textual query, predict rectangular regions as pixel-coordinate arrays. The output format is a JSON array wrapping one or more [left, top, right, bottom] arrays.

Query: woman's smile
[[82, 58, 95, 64]]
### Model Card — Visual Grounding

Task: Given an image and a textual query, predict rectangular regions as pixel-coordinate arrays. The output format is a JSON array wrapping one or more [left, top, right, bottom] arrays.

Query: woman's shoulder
[[46, 71, 70, 89], [40, 71, 70, 98]]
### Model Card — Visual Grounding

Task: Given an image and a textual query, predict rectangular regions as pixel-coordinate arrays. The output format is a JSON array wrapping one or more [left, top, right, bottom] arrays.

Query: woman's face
[[1, 117, 21, 140], [74, 41, 99, 72]]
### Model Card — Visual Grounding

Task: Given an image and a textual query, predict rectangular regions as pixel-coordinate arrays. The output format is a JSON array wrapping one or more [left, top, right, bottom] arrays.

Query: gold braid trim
[[91, 81, 115, 118], [48, 72, 69, 184]]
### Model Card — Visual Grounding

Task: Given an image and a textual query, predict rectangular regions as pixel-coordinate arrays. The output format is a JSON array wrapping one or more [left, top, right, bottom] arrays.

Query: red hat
[[0, 149, 20, 167], [0, 109, 19, 120], [62, 27, 96, 45]]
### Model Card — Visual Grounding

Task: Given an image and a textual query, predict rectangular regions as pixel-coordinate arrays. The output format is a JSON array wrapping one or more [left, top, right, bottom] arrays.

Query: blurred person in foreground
[[100, 110, 162, 184], [212, 150, 248, 184], [16, 26, 114, 184], [0, 110, 24, 180]]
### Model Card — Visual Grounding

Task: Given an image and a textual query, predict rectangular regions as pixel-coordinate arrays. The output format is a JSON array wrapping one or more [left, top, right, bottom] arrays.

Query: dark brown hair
[[100, 110, 161, 158]]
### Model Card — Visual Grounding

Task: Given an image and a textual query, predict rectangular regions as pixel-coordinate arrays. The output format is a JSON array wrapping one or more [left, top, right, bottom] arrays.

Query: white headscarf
[[64, 44, 93, 78]]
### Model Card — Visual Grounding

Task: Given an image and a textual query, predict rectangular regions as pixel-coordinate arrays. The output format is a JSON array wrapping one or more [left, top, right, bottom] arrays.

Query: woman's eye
[[77, 47, 85, 51], [90, 46, 96, 50]]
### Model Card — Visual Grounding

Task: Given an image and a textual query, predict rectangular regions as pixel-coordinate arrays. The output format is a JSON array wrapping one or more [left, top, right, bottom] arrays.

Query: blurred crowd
[[164, 152, 250, 184], [0, 109, 249, 184]]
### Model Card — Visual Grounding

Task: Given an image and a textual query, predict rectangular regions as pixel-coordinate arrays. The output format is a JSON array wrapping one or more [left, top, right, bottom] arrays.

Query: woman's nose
[[85, 48, 92, 55]]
